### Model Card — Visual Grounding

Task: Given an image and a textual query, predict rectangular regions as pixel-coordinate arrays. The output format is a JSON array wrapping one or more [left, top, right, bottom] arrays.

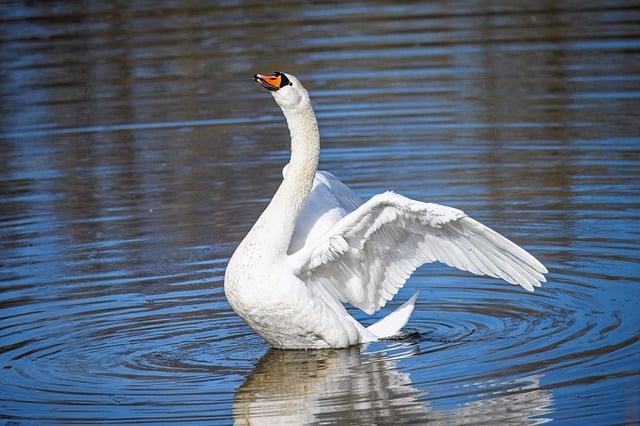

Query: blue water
[[1, 1, 639, 424]]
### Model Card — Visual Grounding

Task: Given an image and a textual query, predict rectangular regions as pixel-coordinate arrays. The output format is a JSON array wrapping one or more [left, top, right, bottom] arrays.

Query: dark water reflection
[[1, 1, 639, 424]]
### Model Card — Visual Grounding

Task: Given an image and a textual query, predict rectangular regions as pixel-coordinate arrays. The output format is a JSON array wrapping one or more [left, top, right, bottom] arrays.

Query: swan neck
[[284, 106, 320, 174], [246, 102, 319, 258]]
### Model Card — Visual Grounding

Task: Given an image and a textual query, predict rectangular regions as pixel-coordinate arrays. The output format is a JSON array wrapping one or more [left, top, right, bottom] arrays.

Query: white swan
[[224, 71, 547, 349]]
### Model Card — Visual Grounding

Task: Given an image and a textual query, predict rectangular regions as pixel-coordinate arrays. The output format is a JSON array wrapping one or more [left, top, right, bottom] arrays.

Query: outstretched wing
[[288, 191, 548, 315]]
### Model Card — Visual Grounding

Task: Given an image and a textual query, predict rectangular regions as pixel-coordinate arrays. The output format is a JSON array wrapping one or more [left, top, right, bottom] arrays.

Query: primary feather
[[289, 191, 547, 315]]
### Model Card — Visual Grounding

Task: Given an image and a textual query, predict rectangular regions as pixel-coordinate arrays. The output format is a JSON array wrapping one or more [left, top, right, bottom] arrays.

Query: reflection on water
[[234, 346, 426, 425], [234, 345, 553, 425], [1, 0, 640, 424]]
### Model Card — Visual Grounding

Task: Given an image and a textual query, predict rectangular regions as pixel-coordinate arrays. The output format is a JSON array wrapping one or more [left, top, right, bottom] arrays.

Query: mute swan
[[224, 71, 547, 349]]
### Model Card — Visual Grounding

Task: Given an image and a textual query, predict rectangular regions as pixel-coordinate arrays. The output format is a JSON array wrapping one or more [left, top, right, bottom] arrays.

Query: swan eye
[[274, 72, 292, 87]]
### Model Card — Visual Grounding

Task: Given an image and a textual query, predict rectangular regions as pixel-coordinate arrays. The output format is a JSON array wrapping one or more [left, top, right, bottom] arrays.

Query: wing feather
[[289, 191, 547, 314]]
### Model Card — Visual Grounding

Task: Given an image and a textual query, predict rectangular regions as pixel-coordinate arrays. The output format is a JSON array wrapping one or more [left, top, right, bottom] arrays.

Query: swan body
[[224, 72, 548, 349]]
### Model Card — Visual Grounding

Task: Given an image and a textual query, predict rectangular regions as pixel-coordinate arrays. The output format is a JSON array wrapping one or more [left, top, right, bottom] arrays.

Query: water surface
[[1, 1, 639, 424]]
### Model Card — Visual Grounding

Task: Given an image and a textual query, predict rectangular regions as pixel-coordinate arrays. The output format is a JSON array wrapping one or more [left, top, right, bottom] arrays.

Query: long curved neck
[[245, 102, 319, 258]]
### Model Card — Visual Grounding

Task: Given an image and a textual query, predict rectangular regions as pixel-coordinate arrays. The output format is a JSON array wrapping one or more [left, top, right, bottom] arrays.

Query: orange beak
[[253, 73, 283, 91]]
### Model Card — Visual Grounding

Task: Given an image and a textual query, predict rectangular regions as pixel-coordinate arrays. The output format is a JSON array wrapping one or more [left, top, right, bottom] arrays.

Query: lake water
[[1, 1, 639, 424]]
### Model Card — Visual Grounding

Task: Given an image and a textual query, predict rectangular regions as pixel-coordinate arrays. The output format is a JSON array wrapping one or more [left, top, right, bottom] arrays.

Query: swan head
[[253, 72, 310, 110]]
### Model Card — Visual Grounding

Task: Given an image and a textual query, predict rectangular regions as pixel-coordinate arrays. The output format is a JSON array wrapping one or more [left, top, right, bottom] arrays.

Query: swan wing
[[314, 170, 363, 212], [289, 191, 548, 315], [288, 166, 363, 253]]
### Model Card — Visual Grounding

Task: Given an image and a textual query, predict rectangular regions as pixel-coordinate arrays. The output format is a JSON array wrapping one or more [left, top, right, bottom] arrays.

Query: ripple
[[1, 0, 640, 424]]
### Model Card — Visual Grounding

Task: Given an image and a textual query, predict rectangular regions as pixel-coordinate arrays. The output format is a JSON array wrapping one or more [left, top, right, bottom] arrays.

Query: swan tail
[[366, 291, 419, 339]]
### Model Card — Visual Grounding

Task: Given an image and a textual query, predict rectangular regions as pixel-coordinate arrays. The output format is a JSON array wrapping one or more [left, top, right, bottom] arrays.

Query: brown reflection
[[234, 347, 426, 425], [234, 347, 553, 425], [470, 3, 577, 242]]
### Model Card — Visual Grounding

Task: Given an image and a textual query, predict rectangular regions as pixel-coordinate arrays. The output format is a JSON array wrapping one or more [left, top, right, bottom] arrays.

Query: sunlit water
[[1, 1, 639, 424]]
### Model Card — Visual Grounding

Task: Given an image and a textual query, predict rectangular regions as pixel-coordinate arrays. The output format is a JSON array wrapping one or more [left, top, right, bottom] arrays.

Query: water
[[1, 1, 639, 424]]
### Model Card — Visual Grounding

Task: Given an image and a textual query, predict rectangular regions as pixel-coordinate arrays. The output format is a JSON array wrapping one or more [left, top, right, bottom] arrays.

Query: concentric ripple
[[1, 0, 640, 424], [1, 224, 638, 424]]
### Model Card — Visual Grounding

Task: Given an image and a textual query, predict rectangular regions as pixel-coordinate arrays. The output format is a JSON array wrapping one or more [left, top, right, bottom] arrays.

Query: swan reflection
[[233, 346, 553, 425]]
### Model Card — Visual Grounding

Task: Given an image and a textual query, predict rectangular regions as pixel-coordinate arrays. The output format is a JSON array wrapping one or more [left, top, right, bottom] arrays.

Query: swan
[[224, 71, 548, 349]]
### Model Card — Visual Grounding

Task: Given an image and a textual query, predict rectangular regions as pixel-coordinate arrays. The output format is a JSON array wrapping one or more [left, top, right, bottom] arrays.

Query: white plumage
[[224, 72, 548, 349]]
